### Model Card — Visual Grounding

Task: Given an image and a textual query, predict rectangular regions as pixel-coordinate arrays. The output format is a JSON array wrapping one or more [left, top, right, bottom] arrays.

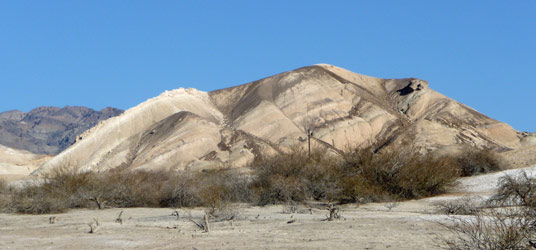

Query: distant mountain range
[[0, 106, 123, 155]]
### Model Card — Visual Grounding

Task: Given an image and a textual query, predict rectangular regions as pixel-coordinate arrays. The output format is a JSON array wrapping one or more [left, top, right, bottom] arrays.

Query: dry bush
[[6, 166, 97, 214], [439, 171, 536, 249], [5, 167, 253, 214], [435, 197, 480, 215], [7, 183, 71, 214], [251, 144, 459, 205], [160, 171, 201, 208], [489, 171, 536, 208], [456, 147, 505, 177], [250, 148, 339, 205], [0, 179, 7, 211], [160, 168, 253, 209], [339, 146, 459, 202], [440, 207, 536, 250], [95, 170, 170, 208], [0, 178, 6, 194]]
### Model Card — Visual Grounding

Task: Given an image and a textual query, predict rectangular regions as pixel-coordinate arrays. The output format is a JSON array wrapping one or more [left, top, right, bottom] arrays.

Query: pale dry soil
[[2, 165, 536, 250], [0, 203, 450, 250]]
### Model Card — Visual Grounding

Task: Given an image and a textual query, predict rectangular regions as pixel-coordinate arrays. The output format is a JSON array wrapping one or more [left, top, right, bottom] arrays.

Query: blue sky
[[0, 1, 534, 131]]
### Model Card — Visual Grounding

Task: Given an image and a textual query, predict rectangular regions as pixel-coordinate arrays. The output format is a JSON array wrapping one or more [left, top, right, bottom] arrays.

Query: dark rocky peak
[[0, 105, 124, 155]]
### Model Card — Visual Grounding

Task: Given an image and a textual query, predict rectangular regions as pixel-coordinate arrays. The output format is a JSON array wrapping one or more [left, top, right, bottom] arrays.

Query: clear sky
[[0, 1, 534, 131]]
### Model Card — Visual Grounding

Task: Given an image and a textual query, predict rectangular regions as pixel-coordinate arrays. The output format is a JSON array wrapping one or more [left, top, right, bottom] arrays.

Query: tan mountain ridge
[[32, 64, 536, 175], [0, 144, 51, 180]]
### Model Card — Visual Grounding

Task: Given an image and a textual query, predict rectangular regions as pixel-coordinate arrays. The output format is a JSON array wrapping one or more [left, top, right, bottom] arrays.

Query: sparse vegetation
[[250, 148, 340, 205], [0, 178, 9, 210], [439, 171, 536, 249], [338, 146, 460, 202], [489, 171, 536, 208], [455, 147, 505, 177], [0, 144, 505, 215], [440, 207, 536, 250], [0, 178, 6, 194], [3, 167, 252, 214], [435, 197, 480, 215], [250, 144, 462, 205]]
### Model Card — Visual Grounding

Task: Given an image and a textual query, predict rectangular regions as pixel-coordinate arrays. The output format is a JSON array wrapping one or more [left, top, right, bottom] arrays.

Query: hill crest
[[32, 65, 534, 175]]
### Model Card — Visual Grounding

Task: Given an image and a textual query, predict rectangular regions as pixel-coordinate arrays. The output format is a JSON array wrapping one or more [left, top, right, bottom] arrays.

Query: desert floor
[[2, 165, 536, 250]]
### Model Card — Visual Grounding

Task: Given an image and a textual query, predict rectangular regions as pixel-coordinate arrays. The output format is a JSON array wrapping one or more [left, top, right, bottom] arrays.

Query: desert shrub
[[0, 179, 7, 210], [7, 182, 71, 214], [456, 148, 505, 177], [440, 207, 536, 250], [251, 145, 459, 205], [250, 149, 340, 205], [0, 178, 6, 194], [439, 171, 536, 249], [435, 197, 480, 215], [339, 146, 459, 202], [96, 170, 171, 208], [489, 171, 536, 208], [6, 167, 100, 214], [4, 166, 253, 214], [160, 171, 202, 208], [160, 168, 253, 209]]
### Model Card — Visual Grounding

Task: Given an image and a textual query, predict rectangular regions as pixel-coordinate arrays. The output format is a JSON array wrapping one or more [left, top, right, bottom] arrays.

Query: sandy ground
[[0, 203, 451, 250], [2, 165, 536, 250]]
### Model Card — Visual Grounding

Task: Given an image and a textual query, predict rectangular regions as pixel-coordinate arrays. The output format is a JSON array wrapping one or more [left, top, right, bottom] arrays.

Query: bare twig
[[115, 211, 123, 225], [189, 214, 210, 233], [88, 218, 99, 233]]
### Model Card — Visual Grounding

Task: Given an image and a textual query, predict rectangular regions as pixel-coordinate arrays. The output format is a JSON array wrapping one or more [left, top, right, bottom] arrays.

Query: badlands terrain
[[1, 64, 535, 249], [29, 64, 535, 175]]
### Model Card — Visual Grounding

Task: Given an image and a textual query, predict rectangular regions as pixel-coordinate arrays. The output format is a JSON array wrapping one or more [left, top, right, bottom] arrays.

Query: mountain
[[0, 144, 50, 176], [0, 106, 123, 155], [33, 64, 536, 175]]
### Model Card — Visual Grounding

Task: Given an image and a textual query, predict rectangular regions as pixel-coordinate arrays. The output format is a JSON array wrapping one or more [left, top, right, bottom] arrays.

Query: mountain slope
[[0, 144, 50, 176], [33, 65, 534, 175], [0, 106, 123, 155]]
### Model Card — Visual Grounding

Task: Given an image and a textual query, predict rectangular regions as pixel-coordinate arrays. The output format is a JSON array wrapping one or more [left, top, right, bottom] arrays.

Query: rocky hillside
[[33, 64, 535, 175], [0, 106, 123, 155]]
